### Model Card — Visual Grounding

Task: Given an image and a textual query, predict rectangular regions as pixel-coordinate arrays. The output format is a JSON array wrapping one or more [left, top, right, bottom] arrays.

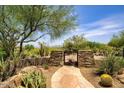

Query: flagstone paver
[[51, 66, 94, 88]]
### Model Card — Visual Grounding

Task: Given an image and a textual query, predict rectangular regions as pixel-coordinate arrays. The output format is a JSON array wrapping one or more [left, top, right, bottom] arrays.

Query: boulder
[[117, 74, 124, 84]]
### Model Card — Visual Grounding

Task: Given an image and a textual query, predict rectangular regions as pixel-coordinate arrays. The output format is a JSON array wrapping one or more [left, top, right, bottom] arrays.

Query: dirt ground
[[79, 67, 124, 88], [42, 66, 124, 88], [42, 66, 60, 87]]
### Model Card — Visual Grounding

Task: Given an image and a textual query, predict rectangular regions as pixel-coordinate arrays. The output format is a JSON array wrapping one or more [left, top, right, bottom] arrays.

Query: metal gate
[[63, 50, 78, 67]]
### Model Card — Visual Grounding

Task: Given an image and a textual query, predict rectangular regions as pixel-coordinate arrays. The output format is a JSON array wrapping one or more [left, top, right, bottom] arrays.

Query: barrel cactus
[[100, 74, 113, 87]]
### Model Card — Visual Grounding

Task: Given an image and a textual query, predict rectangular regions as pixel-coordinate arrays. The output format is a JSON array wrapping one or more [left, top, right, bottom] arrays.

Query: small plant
[[0, 58, 7, 71], [0, 59, 10, 81], [21, 71, 46, 88], [100, 74, 113, 87], [43, 64, 49, 70]]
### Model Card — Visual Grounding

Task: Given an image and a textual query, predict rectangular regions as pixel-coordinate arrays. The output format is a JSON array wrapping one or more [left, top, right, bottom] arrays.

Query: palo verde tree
[[14, 6, 77, 54], [0, 6, 77, 58], [63, 35, 87, 51]]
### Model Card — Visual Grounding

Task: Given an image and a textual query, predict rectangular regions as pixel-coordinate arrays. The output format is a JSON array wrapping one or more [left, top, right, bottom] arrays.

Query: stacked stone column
[[49, 51, 64, 66], [78, 50, 95, 67]]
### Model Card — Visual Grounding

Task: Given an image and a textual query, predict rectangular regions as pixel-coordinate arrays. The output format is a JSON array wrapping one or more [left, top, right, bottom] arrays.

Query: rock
[[18, 66, 42, 75], [0, 75, 21, 88], [117, 74, 124, 84]]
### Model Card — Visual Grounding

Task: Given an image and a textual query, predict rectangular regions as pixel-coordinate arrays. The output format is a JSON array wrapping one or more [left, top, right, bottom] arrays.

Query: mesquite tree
[[0, 6, 77, 58]]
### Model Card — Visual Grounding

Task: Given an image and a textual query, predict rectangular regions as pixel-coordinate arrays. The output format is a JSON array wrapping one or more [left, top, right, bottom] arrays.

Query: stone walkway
[[51, 66, 94, 88]]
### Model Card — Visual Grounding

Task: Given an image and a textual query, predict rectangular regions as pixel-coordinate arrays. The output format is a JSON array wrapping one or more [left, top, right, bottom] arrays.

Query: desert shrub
[[100, 74, 113, 87], [43, 64, 49, 70], [0, 48, 7, 61], [63, 35, 87, 51], [0, 59, 8, 72], [24, 48, 40, 58], [97, 53, 124, 76], [0, 55, 20, 81], [0, 59, 10, 81], [25, 44, 34, 51], [21, 71, 46, 88]]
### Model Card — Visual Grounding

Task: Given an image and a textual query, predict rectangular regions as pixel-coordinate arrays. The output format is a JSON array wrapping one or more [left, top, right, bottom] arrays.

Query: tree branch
[[23, 32, 49, 43]]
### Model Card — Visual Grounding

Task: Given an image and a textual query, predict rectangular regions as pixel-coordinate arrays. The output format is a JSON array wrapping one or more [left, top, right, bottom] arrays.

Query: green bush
[[21, 71, 46, 88], [25, 44, 34, 51], [0, 56, 19, 81], [43, 64, 49, 70], [23, 48, 40, 58], [0, 59, 10, 81], [97, 53, 124, 76], [0, 48, 7, 61]]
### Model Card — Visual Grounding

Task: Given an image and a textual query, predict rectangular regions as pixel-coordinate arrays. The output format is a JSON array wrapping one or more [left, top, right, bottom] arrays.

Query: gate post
[[123, 48, 124, 58]]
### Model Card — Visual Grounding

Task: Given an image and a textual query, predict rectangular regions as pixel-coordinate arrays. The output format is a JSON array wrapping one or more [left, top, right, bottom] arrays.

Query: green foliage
[[43, 64, 49, 70], [0, 48, 6, 61], [25, 44, 34, 51], [108, 31, 124, 48], [0, 58, 8, 72], [48, 46, 63, 52], [63, 35, 111, 53], [0, 6, 77, 57], [0, 57, 17, 81], [63, 35, 87, 51], [39, 42, 49, 57], [23, 48, 40, 58], [97, 53, 124, 75], [100, 74, 113, 87], [87, 41, 113, 54], [21, 71, 46, 88]]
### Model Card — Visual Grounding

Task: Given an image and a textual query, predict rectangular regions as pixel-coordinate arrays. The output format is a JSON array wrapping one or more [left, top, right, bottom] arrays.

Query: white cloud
[[75, 14, 124, 38], [37, 13, 124, 46]]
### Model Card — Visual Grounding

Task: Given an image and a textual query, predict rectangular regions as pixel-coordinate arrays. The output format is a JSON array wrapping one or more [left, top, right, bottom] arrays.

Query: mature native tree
[[15, 6, 77, 54], [0, 6, 18, 58], [0, 5, 77, 58], [63, 35, 87, 51]]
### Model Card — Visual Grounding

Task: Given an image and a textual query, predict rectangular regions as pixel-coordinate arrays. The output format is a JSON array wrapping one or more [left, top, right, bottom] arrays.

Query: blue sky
[[28, 5, 124, 47]]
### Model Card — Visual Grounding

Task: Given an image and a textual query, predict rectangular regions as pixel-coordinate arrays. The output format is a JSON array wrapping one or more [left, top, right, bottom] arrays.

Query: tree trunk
[[19, 41, 23, 55]]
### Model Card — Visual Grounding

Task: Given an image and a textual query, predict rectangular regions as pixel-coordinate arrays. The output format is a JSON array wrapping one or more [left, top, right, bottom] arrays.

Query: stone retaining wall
[[17, 57, 50, 68], [16, 50, 95, 68]]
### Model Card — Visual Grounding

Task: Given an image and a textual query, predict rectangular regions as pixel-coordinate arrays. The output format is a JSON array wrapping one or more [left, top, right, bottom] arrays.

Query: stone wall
[[78, 50, 95, 67], [49, 51, 64, 66], [16, 50, 64, 68], [17, 57, 50, 68], [15, 50, 95, 68]]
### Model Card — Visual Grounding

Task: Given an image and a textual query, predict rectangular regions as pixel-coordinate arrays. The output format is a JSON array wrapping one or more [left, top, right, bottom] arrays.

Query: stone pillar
[[49, 51, 63, 66], [78, 50, 95, 67]]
